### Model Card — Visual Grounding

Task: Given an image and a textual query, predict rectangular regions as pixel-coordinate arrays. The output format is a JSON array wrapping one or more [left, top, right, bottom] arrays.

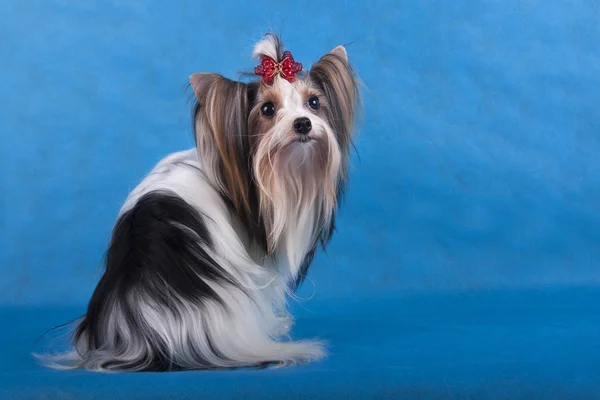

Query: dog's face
[[190, 34, 359, 249]]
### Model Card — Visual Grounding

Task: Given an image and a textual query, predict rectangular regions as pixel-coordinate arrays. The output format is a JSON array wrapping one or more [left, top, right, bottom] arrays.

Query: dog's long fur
[[39, 33, 360, 372]]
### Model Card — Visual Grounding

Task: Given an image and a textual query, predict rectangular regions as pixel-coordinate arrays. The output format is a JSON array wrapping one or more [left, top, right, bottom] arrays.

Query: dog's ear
[[329, 45, 348, 63], [190, 73, 258, 226], [309, 46, 360, 153], [190, 73, 220, 106]]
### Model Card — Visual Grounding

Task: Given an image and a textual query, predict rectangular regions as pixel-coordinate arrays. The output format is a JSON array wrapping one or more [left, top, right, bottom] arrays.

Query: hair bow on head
[[254, 51, 302, 85]]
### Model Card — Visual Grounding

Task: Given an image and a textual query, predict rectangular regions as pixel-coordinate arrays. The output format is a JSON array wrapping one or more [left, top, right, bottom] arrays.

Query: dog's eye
[[307, 96, 320, 111], [261, 102, 276, 118]]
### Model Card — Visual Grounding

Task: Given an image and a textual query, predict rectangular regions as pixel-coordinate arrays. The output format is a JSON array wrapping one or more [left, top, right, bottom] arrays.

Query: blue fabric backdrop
[[1, 1, 599, 399]]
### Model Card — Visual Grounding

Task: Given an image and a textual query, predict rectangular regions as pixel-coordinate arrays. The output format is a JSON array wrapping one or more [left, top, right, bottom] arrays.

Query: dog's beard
[[253, 119, 342, 255]]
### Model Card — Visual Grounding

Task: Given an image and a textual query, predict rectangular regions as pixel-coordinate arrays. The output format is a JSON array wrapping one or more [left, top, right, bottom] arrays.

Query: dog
[[41, 33, 360, 372]]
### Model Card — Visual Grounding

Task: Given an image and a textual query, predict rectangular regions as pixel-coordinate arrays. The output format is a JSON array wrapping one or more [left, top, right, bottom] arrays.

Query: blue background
[[1, 1, 599, 399]]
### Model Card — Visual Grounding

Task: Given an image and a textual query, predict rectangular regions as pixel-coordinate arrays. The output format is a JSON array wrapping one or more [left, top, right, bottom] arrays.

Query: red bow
[[254, 51, 302, 85]]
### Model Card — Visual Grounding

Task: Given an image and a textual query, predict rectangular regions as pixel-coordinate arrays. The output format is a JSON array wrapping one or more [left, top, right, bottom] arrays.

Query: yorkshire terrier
[[42, 33, 360, 372]]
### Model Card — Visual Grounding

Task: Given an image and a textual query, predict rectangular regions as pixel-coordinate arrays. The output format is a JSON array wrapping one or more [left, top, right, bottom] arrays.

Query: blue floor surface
[[2, 287, 599, 400]]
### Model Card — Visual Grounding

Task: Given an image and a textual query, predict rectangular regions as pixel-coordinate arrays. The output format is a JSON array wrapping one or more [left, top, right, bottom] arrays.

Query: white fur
[[252, 34, 281, 61], [132, 151, 326, 368], [253, 77, 341, 274], [39, 149, 326, 371]]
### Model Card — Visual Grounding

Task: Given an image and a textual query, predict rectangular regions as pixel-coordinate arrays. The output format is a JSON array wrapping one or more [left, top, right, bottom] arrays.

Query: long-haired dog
[[41, 33, 360, 372]]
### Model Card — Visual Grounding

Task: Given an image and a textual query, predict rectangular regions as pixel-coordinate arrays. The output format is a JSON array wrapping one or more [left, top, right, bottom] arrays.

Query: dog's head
[[190, 33, 360, 251]]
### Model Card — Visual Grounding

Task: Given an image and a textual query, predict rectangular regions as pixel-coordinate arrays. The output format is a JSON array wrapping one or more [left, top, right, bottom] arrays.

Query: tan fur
[[191, 74, 259, 234], [190, 38, 360, 253]]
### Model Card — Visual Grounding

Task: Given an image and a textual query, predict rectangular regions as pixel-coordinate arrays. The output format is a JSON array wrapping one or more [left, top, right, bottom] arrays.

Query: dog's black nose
[[293, 117, 312, 135]]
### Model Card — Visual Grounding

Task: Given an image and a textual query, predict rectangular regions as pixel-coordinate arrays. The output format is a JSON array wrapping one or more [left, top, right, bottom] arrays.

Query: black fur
[[73, 191, 240, 371]]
